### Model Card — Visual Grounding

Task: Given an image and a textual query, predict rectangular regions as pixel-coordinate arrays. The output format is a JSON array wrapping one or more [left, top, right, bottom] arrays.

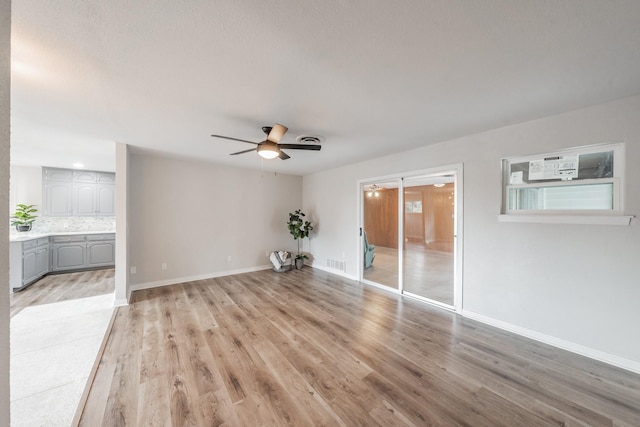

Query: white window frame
[[499, 142, 633, 225]]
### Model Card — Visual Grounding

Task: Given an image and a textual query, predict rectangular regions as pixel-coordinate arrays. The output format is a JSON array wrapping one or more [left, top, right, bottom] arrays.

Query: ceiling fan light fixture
[[257, 143, 280, 159]]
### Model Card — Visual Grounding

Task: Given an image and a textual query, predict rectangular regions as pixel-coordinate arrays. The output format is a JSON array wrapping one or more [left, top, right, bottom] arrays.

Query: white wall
[[0, 0, 11, 422], [303, 95, 640, 370], [8, 165, 41, 213], [128, 153, 302, 288]]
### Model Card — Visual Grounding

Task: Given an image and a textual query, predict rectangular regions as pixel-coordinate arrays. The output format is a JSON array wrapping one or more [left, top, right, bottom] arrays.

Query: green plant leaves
[[10, 204, 38, 226]]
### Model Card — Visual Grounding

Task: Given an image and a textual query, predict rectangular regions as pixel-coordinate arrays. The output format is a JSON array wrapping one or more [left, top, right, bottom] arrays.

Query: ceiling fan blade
[[211, 134, 258, 145], [267, 124, 288, 143], [277, 144, 321, 151], [230, 148, 257, 155], [278, 150, 290, 160]]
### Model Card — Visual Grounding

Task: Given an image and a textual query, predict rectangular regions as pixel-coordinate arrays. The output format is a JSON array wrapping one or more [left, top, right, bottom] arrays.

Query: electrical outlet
[[266, 250, 270, 257], [130, 266, 137, 274], [227, 256, 232, 262], [161, 262, 167, 270]]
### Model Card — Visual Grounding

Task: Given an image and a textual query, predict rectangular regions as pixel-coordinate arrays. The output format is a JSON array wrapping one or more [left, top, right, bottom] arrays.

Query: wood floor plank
[[78, 268, 640, 426]]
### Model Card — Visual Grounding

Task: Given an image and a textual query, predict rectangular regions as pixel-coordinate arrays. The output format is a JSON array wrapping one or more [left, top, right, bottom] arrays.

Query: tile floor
[[10, 293, 114, 427]]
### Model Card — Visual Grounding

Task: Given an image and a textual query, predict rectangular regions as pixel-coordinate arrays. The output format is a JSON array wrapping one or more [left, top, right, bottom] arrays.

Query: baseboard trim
[[310, 263, 358, 281], [462, 309, 640, 375], [114, 298, 129, 307], [129, 265, 272, 292]]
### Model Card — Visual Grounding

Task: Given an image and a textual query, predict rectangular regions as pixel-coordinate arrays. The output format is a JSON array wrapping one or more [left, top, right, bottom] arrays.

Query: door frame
[[357, 163, 464, 312]]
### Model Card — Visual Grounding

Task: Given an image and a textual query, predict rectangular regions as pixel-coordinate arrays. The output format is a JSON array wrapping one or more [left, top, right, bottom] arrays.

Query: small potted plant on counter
[[287, 209, 313, 269], [10, 204, 38, 232]]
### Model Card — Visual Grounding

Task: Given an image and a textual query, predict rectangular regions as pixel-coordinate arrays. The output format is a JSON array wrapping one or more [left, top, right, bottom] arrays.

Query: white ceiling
[[10, 1, 640, 175]]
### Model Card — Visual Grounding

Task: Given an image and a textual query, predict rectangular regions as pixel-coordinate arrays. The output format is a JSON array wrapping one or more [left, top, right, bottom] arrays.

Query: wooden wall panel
[[405, 183, 454, 252], [363, 188, 398, 249]]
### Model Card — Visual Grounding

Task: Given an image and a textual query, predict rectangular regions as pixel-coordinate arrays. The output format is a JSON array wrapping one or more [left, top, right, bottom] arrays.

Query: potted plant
[[11, 204, 38, 232], [287, 209, 313, 269]]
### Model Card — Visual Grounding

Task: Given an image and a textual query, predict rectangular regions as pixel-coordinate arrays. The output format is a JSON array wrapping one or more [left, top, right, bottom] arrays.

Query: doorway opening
[[359, 165, 463, 311]]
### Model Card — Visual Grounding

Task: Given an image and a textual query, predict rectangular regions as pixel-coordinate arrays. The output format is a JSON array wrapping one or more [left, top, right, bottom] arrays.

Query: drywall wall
[[8, 165, 41, 212], [114, 143, 129, 303], [0, 0, 10, 423], [128, 153, 302, 288], [303, 95, 640, 369]]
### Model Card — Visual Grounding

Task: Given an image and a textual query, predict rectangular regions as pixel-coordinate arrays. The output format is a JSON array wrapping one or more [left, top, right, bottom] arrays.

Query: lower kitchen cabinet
[[87, 241, 115, 267], [10, 237, 51, 291], [51, 242, 86, 271], [51, 233, 115, 272], [10, 233, 115, 291]]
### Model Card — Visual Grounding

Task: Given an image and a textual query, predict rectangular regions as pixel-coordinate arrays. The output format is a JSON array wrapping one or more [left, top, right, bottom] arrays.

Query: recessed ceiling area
[[10, 1, 640, 175]]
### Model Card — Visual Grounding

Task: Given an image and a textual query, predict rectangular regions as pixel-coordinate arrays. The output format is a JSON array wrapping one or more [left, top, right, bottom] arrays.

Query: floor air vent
[[327, 258, 346, 272]]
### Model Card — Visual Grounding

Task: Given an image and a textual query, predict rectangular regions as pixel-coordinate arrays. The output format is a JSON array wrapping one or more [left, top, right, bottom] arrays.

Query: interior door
[[362, 180, 400, 290], [402, 174, 455, 306]]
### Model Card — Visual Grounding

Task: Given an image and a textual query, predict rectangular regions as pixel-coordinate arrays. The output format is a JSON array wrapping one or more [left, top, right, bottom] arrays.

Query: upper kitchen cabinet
[[43, 167, 115, 217]]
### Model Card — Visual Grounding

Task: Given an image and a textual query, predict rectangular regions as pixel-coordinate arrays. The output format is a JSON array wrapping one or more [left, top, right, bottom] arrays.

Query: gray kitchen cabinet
[[44, 168, 73, 182], [43, 181, 73, 216], [36, 238, 50, 277], [73, 170, 98, 183], [51, 233, 115, 271], [73, 183, 97, 216], [10, 237, 51, 291], [43, 167, 115, 217], [22, 246, 38, 285], [51, 235, 86, 271], [51, 242, 86, 271], [97, 172, 115, 184], [73, 183, 115, 216], [87, 241, 115, 267], [95, 184, 115, 215], [10, 234, 114, 292]]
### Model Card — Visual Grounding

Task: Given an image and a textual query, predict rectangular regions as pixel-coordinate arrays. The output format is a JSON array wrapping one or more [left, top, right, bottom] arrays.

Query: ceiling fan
[[211, 124, 321, 160]]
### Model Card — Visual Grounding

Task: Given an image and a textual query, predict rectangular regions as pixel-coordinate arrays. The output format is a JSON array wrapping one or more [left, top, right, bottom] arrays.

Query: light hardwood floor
[[79, 268, 640, 426], [364, 246, 454, 305], [10, 268, 115, 318]]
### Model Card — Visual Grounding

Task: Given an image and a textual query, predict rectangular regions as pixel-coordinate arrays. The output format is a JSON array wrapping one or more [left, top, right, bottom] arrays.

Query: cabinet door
[[74, 171, 97, 183], [43, 167, 73, 182], [96, 184, 115, 216], [73, 183, 97, 216], [96, 172, 115, 184], [87, 241, 115, 267], [44, 182, 73, 216], [36, 246, 49, 276], [22, 249, 38, 285], [52, 243, 86, 271]]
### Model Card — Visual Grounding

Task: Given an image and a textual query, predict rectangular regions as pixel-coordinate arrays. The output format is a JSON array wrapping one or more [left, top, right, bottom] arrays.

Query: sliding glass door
[[362, 180, 399, 290], [360, 167, 461, 310], [402, 175, 455, 306]]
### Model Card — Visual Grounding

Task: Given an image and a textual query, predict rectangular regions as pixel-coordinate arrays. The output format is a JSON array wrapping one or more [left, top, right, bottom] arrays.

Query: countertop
[[9, 230, 116, 243]]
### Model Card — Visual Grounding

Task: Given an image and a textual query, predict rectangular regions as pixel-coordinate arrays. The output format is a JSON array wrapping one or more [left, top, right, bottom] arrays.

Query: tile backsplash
[[9, 216, 116, 237]]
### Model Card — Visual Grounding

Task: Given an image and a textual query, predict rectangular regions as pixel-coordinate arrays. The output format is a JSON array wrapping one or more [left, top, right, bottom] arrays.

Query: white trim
[[361, 278, 402, 295], [498, 214, 633, 225], [462, 309, 640, 375], [114, 298, 129, 307], [404, 291, 454, 311], [129, 265, 272, 292], [310, 263, 358, 281], [357, 163, 464, 313]]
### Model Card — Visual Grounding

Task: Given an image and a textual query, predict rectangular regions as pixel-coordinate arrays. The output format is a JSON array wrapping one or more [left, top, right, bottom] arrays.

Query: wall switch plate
[[227, 256, 232, 262], [130, 266, 137, 274], [161, 262, 167, 270]]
